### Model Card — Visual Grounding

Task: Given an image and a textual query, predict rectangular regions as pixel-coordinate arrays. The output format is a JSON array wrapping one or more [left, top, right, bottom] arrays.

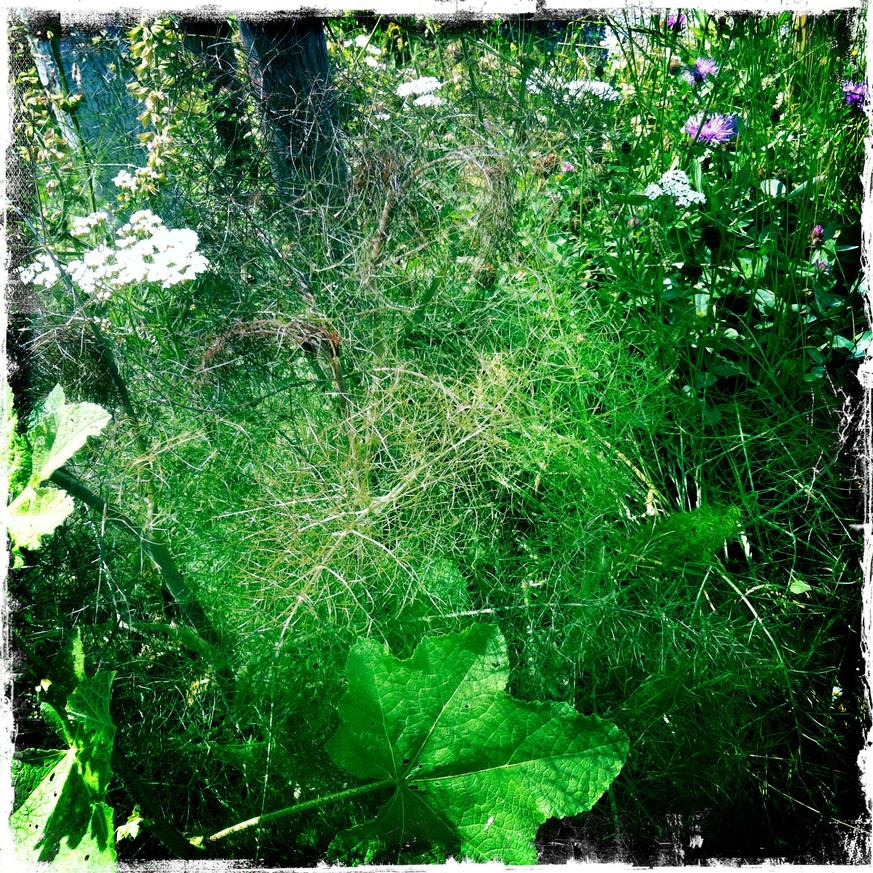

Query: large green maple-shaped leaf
[[326, 624, 629, 864], [11, 672, 118, 869]]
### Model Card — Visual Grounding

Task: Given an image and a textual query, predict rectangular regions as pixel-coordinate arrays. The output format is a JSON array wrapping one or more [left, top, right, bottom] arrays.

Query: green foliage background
[[8, 9, 869, 865]]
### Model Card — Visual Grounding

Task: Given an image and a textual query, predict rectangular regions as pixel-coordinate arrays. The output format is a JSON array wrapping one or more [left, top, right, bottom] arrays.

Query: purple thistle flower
[[684, 59, 719, 85], [815, 259, 832, 274], [841, 80, 866, 108], [666, 12, 687, 31], [560, 161, 575, 173], [809, 224, 824, 248], [685, 112, 738, 145]]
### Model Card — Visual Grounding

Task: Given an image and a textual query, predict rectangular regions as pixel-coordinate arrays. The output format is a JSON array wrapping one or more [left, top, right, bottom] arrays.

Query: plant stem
[[203, 779, 395, 844], [45, 29, 99, 213], [48, 467, 223, 653]]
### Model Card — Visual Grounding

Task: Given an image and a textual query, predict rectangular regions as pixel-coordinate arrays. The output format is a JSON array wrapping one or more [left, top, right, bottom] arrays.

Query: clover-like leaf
[[326, 624, 628, 864]]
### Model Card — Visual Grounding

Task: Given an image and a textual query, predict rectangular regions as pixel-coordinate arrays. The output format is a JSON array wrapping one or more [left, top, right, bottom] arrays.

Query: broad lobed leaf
[[67, 672, 117, 745], [7, 484, 75, 553], [11, 665, 118, 869], [5, 385, 111, 564], [327, 623, 628, 864], [10, 748, 116, 868], [328, 623, 505, 782], [27, 384, 112, 485]]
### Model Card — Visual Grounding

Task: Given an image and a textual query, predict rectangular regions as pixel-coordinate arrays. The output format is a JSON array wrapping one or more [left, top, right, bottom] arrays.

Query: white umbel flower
[[113, 169, 136, 191], [20, 209, 209, 301], [71, 210, 110, 237], [565, 80, 621, 102], [644, 169, 706, 207], [412, 93, 445, 107], [396, 76, 442, 97]]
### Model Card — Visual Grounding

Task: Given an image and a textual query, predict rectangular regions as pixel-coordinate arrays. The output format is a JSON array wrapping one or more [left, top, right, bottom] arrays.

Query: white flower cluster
[[644, 169, 706, 207], [113, 166, 159, 193], [113, 169, 137, 191], [70, 210, 110, 238], [396, 76, 442, 97], [19, 210, 209, 302], [526, 69, 561, 94], [412, 93, 445, 107], [566, 80, 622, 101], [527, 72, 622, 102], [19, 253, 62, 288], [345, 34, 383, 55]]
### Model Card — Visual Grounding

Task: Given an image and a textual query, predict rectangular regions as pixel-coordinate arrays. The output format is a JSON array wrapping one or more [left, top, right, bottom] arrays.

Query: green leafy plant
[[5, 384, 110, 566], [329, 622, 628, 862], [11, 10, 865, 864], [10, 630, 118, 868], [204, 624, 628, 863]]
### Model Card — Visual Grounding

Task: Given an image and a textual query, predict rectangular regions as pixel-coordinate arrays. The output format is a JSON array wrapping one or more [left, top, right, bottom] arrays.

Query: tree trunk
[[180, 18, 250, 172], [238, 17, 346, 202]]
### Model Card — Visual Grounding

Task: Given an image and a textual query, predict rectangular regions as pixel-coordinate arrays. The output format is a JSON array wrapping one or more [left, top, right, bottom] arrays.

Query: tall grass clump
[[8, 8, 869, 865]]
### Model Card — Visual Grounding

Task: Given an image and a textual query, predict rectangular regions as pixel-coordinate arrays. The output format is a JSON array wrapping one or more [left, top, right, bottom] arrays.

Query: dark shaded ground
[[537, 792, 871, 865]]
